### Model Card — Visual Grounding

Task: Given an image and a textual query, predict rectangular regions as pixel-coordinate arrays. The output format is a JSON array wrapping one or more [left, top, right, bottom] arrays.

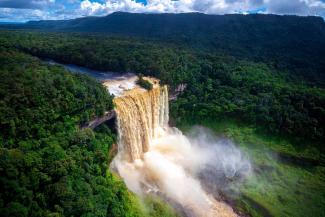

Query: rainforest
[[0, 12, 324, 217]]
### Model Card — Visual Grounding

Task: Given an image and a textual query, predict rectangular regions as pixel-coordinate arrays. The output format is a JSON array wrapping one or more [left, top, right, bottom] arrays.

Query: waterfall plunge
[[114, 85, 169, 161], [111, 82, 247, 217]]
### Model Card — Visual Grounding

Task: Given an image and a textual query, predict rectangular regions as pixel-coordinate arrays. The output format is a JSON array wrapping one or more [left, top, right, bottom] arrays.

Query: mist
[[112, 125, 252, 217]]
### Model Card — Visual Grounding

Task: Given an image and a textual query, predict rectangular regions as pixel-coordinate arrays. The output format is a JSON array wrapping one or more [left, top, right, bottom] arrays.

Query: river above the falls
[[45, 59, 138, 96], [46, 59, 124, 81]]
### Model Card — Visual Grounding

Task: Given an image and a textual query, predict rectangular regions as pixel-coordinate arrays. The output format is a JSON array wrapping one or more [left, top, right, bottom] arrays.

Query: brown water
[[114, 85, 169, 161], [111, 81, 237, 217]]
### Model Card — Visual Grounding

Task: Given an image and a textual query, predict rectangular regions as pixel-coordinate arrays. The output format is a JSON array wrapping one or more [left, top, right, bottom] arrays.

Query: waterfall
[[114, 85, 169, 161], [111, 80, 242, 217]]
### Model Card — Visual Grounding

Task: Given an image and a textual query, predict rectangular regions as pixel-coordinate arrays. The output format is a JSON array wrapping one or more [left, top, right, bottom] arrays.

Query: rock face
[[81, 110, 116, 129], [169, 83, 187, 101]]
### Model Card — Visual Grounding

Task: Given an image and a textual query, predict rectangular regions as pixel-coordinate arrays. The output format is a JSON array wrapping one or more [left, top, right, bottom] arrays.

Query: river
[[46, 59, 134, 82], [46, 59, 138, 96]]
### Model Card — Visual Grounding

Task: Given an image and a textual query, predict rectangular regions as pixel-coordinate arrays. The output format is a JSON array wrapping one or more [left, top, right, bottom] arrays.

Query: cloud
[[0, 0, 55, 9], [0, 8, 48, 21], [266, 0, 325, 16], [78, 0, 325, 17], [0, 0, 324, 22]]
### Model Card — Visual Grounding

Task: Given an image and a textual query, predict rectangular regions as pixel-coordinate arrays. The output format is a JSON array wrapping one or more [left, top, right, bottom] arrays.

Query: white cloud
[[0, 8, 48, 21], [0, 0, 324, 22], [77, 0, 325, 17], [0, 0, 55, 9], [265, 0, 325, 16]]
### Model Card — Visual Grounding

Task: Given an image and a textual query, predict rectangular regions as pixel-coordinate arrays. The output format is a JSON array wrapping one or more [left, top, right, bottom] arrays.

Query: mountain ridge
[[11, 12, 325, 36], [2, 12, 325, 86]]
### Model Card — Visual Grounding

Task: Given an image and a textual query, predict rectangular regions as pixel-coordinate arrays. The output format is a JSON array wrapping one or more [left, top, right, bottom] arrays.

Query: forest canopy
[[0, 30, 323, 143], [2, 12, 325, 86], [0, 47, 177, 217], [0, 13, 324, 216]]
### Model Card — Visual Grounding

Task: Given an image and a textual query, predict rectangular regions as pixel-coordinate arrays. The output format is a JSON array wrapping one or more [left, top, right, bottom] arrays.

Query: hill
[[0, 12, 325, 217], [3, 12, 325, 86], [22, 12, 325, 41]]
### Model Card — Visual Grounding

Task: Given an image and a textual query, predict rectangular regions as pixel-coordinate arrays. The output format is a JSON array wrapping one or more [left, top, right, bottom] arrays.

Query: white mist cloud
[[112, 126, 251, 216]]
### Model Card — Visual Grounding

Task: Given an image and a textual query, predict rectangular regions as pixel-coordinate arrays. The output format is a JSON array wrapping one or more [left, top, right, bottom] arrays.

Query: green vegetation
[[0, 49, 113, 141], [0, 30, 192, 86], [0, 30, 323, 144], [142, 196, 178, 217], [177, 119, 325, 217], [137, 75, 153, 90], [171, 58, 325, 143], [0, 13, 324, 216], [5, 12, 325, 86], [0, 47, 177, 217]]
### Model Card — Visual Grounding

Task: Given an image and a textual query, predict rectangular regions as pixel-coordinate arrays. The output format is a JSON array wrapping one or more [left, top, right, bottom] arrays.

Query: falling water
[[110, 78, 248, 217], [114, 85, 169, 161]]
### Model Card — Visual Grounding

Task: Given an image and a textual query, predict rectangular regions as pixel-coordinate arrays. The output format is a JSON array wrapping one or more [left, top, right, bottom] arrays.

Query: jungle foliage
[[0, 14, 324, 216], [0, 47, 177, 217], [137, 75, 153, 90], [0, 30, 323, 143], [3, 12, 325, 86]]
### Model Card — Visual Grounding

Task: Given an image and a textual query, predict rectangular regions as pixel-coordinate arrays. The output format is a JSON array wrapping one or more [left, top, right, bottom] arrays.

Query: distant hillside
[[1, 12, 325, 86], [4, 12, 322, 46], [22, 12, 325, 39]]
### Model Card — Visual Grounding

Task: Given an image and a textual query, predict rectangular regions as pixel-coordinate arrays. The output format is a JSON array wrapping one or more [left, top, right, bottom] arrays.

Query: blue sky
[[0, 0, 324, 22]]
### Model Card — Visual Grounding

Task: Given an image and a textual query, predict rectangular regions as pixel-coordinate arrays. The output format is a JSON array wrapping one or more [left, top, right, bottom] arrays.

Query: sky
[[0, 0, 324, 22]]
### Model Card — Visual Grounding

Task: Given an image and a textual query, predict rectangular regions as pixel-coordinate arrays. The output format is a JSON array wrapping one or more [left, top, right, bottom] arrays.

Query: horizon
[[0, 11, 324, 24], [1, 1, 325, 217], [0, 0, 324, 22]]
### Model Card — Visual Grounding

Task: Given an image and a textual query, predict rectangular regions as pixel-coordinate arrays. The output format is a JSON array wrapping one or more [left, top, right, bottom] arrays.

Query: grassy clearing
[[177, 119, 325, 217], [142, 196, 179, 217]]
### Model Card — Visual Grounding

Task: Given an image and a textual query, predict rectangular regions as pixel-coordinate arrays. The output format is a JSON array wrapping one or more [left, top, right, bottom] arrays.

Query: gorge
[[1, 13, 324, 217], [43, 59, 252, 216], [108, 76, 251, 217]]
